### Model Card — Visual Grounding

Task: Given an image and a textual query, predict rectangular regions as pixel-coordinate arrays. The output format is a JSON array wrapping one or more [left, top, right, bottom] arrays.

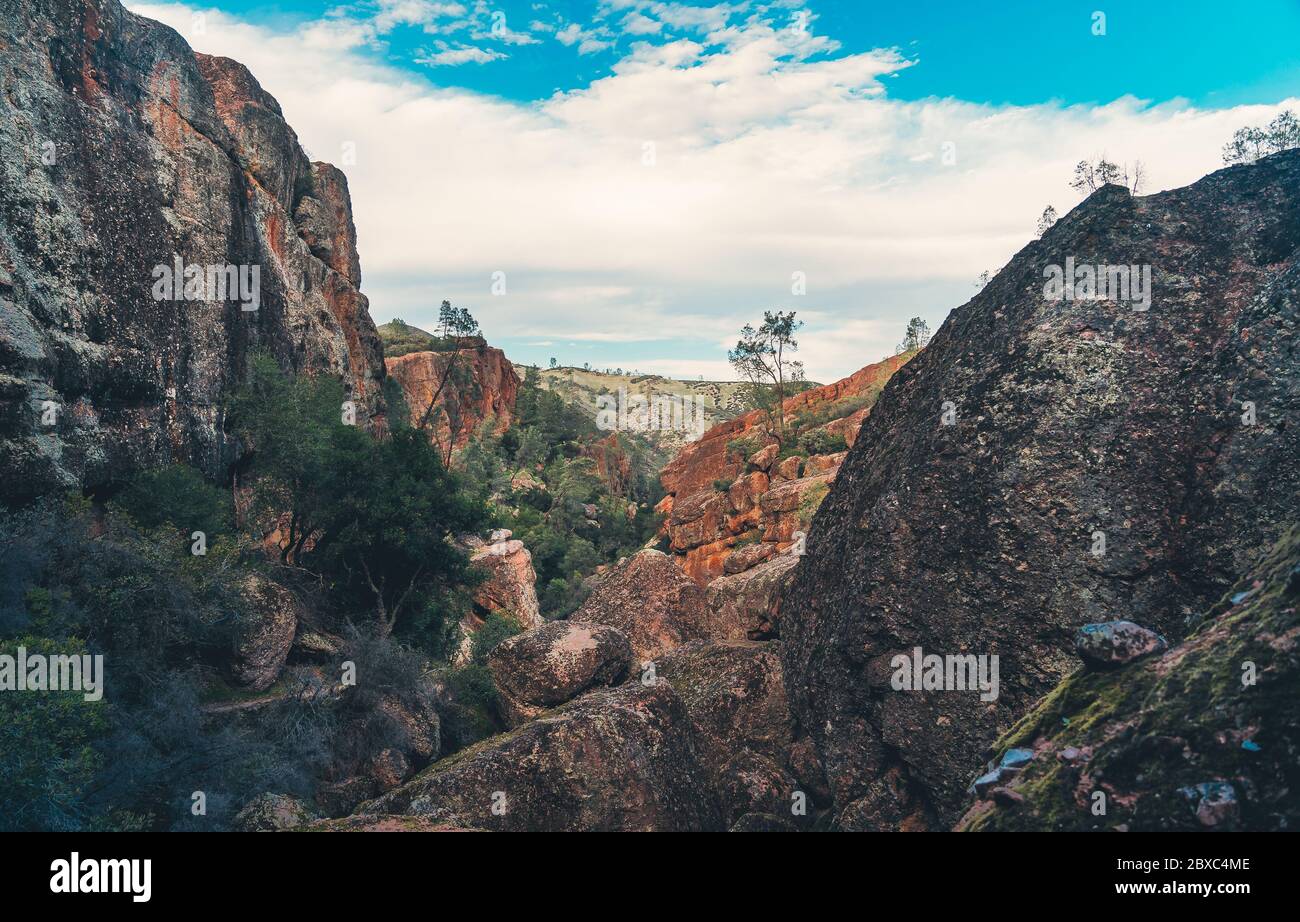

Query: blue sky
[[134, 1, 1300, 380], [192, 1, 1300, 108]]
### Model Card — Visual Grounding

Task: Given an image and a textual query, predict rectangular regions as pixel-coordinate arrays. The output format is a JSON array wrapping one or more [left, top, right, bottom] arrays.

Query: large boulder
[[706, 553, 800, 641], [232, 793, 318, 832], [487, 621, 633, 726], [455, 536, 542, 663], [958, 528, 1300, 831], [232, 573, 300, 692], [574, 549, 712, 661], [783, 151, 1300, 828], [658, 641, 797, 824], [360, 681, 723, 831]]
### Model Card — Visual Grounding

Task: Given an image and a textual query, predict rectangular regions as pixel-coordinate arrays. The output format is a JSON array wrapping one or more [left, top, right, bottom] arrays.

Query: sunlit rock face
[[0, 0, 385, 505]]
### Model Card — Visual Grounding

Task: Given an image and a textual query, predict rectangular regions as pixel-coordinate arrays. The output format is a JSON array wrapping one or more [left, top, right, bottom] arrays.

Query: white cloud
[[127, 2, 1298, 381], [415, 42, 506, 65]]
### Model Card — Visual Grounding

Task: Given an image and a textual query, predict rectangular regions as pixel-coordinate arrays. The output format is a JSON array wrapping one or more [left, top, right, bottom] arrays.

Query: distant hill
[[521, 365, 821, 459]]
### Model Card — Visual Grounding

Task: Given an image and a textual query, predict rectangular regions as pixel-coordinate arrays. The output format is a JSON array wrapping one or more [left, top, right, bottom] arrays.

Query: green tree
[[1222, 110, 1299, 165], [728, 311, 805, 444]]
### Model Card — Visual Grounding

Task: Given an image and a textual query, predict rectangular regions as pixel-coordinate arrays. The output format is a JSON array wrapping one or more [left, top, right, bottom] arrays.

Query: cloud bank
[[129, 2, 1296, 380]]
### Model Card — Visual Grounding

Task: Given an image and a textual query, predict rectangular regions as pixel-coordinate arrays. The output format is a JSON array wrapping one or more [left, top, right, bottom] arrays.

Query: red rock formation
[[657, 353, 911, 583], [385, 345, 519, 454]]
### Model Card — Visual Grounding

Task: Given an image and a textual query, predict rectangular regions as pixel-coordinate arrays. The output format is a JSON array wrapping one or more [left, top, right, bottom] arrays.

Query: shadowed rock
[[783, 151, 1300, 828], [958, 527, 1300, 831], [360, 680, 723, 831]]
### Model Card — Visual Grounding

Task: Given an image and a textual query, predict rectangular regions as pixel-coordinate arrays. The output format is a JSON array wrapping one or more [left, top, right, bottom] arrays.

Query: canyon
[[2, 0, 1297, 833]]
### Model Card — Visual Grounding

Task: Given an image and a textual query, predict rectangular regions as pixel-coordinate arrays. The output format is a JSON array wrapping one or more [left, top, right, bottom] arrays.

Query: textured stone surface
[[454, 536, 543, 663], [232, 572, 300, 692], [385, 345, 518, 454], [360, 680, 723, 831], [0, 0, 385, 504], [958, 528, 1300, 831], [574, 549, 712, 661], [783, 152, 1300, 829], [232, 792, 318, 832], [487, 620, 632, 726], [658, 640, 796, 823], [1074, 620, 1168, 668], [706, 552, 800, 641]]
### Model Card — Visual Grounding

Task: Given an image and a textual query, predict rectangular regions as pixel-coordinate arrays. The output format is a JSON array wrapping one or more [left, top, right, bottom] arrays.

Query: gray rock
[[1075, 620, 1168, 669]]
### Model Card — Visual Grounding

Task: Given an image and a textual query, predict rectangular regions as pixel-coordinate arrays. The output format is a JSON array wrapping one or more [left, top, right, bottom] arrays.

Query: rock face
[[658, 641, 797, 824], [705, 553, 800, 641], [0, 0, 386, 505], [782, 152, 1300, 829], [385, 345, 519, 454], [453, 535, 543, 663], [487, 621, 633, 726], [573, 549, 712, 661], [360, 680, 723, 831], [232, 572, 301, 692], [657, 354, 909, 584], [958, 528, 1300, 832]]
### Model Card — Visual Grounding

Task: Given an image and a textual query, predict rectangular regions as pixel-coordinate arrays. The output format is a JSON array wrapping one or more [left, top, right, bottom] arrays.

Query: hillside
[[523, 364, 782, 462]]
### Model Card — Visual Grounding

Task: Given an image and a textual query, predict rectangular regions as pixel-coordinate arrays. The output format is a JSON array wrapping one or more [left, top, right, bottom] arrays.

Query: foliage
[[1222, 109, 1299, 165], [1070, 157, 1144, 195], [728, 310, 805, 444]]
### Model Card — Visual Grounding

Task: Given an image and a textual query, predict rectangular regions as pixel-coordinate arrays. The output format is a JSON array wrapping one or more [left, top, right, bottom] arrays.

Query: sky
[[126, 0, 1300, 381]]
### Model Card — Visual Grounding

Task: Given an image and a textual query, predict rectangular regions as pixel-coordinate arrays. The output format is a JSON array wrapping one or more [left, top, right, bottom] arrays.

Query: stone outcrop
[[385, 345, 519, 454], [360, 680, 723, 831], [657, 354, 909, 583], [231, 572, 301, 692], [704, 552, 800, 641], [0, 0, 386, 505], [573, 549, 712, 661], [487, 620, 633, 726], [782, 151, 1300, 829], [658, 641, 797, 824], [454, 533, 543, 663], [232, 792, 318, 832], [958, 528, 1300, 831]]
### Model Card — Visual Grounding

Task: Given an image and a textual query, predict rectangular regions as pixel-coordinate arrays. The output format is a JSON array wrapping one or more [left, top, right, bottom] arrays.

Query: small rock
[[1179, 782, 1240, 828], [1075, 620, 1168, 669], [489, 528, 513, 543], [232, 792, 318, 831], [1058, 746, 1085, 763], [999, 747, 1034, 769], [971, 769, 1003, 797], [990, 787, 1024, 807]]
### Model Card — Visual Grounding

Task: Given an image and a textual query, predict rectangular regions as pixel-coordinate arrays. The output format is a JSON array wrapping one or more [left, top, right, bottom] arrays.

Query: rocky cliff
[[657, 353, 911, 583], [0, 0, 385, 505], [958, 527, 1300, 832], [781, 151, 1300, 829], [385, 345, 519, 453]]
